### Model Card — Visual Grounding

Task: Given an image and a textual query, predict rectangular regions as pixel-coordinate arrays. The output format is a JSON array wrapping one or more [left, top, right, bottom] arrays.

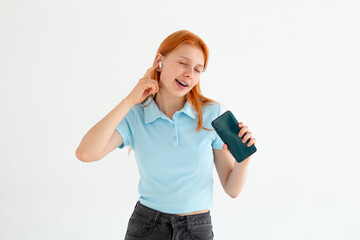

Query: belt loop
[[151, 211, 160, 227]]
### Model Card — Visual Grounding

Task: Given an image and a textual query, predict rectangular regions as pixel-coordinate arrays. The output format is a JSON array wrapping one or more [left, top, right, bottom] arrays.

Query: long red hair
[[128, 29, 219, 155]]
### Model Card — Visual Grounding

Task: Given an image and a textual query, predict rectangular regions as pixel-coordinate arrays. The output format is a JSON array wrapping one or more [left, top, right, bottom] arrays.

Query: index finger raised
[[143, 62, 159, 79]]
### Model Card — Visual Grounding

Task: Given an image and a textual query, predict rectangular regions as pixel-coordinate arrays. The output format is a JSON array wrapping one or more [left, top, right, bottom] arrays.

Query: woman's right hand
[[126, 61, 161, 106]]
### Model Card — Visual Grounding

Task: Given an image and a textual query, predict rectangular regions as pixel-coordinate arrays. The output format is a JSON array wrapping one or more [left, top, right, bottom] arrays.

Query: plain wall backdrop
[[1, 0, 359, 239]]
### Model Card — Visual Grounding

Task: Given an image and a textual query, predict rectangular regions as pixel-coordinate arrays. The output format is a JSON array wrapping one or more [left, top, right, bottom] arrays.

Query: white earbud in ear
[[157, 61, 162, 72]]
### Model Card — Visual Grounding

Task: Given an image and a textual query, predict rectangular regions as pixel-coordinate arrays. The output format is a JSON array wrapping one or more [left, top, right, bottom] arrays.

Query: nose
[[183, 68, 195, 79]]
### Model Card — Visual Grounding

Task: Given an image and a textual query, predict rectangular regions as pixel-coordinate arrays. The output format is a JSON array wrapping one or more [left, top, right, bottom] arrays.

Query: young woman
[[76, 30, 256, 240]]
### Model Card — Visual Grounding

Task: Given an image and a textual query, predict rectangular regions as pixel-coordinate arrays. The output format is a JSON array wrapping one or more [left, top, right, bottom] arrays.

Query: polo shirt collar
[[141, 95, 196, 124]]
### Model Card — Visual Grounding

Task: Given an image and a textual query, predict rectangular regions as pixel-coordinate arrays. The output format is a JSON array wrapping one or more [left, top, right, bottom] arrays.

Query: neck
[[154, 92, 187, 119]]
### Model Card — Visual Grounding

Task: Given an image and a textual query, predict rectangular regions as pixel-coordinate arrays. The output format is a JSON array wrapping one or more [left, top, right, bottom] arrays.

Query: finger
[[238, 122, 244, 134], [146, 81, 160, 96], [151, 82, 160, 95], [143, 62, 159, 79], [247, 138, 256, 147], [241, 132, 252, 143], [222, 144, 228, 150], [150, 79, 160, 93], [143, 82, 157, 95], [155, 79, 161, 91], [238, 126, 248, 137]]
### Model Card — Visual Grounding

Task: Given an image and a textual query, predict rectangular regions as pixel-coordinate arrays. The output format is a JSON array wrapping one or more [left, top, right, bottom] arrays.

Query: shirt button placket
[[172, 122, 178, 147]]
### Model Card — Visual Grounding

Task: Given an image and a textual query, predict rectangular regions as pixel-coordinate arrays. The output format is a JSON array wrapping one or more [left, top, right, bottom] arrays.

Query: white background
[[1, 0, 359, 239]]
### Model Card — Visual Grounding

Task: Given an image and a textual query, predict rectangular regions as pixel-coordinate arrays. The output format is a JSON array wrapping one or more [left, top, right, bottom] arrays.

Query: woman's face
[[157, 43, 205, 98]]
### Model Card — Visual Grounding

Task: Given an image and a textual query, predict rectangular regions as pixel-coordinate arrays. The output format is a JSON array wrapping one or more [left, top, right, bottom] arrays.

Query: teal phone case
[[211, 110, 257, 163]]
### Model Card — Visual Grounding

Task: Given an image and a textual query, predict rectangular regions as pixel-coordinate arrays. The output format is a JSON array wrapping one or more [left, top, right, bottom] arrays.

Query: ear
[[156, 53, 163, 62]]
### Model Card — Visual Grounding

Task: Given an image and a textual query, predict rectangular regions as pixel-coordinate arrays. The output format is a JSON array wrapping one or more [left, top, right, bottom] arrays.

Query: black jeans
[[124, 201, 214, 240]]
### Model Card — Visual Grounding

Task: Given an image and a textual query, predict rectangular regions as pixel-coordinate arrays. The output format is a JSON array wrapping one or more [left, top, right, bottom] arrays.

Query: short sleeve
[[115, 107, 137, 149], [211, 103, 227, 149]]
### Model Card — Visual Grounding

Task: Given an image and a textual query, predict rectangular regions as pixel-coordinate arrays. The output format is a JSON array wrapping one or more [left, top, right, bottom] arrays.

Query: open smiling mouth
[[175, 79, 188, 87]]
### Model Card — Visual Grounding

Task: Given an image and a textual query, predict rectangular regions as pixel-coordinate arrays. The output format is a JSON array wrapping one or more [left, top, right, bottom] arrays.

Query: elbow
[[76, 148, 91, 162], [226, 189, 241, 199], [229, 193, 240, 199], [76, 148, 102, 162]]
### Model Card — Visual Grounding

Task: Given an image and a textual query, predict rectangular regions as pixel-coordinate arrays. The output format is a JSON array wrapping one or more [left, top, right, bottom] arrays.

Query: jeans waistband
[[134, 200, 211, 223]]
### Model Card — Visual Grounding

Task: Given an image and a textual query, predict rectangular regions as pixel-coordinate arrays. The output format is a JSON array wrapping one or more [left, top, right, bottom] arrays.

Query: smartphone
[[211, 110, 257, 163]]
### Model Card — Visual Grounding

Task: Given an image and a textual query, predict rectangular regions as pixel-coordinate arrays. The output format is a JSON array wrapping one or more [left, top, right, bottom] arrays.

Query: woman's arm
[[213, 148, 251, 198], [224, 157, 251, 198], [75, 97, 133, 162]]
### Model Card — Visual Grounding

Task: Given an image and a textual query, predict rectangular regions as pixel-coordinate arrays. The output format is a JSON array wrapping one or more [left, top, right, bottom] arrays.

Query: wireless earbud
[[157, 61, 162, 72]]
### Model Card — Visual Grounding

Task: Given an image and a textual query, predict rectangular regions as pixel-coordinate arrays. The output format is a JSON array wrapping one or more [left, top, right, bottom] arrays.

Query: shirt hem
[[139, 198, 214, 214]]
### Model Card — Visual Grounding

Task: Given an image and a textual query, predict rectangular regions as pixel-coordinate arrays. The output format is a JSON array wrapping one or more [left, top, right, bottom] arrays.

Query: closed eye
[[179, 62, 201, 73]]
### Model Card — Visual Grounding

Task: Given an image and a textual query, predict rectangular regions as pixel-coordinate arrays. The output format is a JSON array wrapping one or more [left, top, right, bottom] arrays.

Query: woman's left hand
[[222, 122, 256, 150]]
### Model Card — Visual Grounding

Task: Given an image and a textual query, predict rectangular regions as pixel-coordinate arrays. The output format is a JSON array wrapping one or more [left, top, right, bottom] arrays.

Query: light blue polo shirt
[[116, 95, 225, 214]]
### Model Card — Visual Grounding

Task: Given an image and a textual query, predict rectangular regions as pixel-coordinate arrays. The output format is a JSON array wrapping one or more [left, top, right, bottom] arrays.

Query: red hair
[[128, 30, 219, 156]]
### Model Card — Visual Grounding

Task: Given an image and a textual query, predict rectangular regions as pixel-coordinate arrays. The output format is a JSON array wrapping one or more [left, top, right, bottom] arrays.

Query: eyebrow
[[177, 56, 204, 68]]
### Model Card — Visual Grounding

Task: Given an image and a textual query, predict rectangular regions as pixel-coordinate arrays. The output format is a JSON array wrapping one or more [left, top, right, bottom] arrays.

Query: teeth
[[176, 79, 188, 86]]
